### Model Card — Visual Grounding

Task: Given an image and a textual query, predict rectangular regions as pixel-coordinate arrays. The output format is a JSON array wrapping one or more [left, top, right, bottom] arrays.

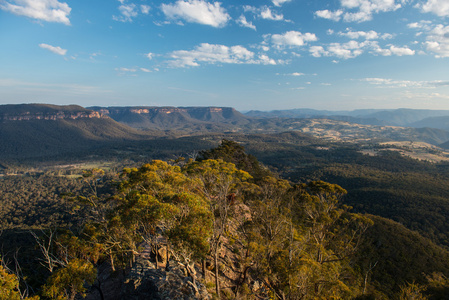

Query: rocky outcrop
[[0, 111, 103, 121], [0, 104, 104, 122], [121, 244, 211, 300], [122, 260, 211, 300], [88, 106, 250, 130]]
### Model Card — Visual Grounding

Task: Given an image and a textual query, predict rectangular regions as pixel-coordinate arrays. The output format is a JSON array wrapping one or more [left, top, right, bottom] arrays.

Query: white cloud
[[258, 54, 277, 65], [310, 40, 376, 59], [146, 52, 154, 60], [161, 0, 230, 28], [260, 6, 284, 21], [272, 0, 291, 7], [421, 0, 449, 17], [310, 46, 326, 58], [407, 20, 432, 30], [316, 0, 401, 22], [361, 77, 446, 88], [311, 39, 415, 59], [291, 72, 305, 76], [113, 3, 138, 22], [243, 5, 257, 13], [140, 68, 151, 72], [337, 29, 380, 39], [368, 41, 415, 56], [237, 15, 256, 30], [141, 5, 151, 14], [269, 31, 318, 48], [0, 0, 71, 25], [167, 43, 278, 67], [39, 43, 67, 55], [116, 67, 137, 72], [315, 9, 344, 21], [425, 25, 449, 57], [389, 45, 415, 56], [243, 5, 290, 23]]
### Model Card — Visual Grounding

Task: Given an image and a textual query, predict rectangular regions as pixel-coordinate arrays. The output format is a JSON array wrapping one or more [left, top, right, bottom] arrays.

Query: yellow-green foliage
[[42, 259, 96, 300], [0, 262, 21, 300], [0, 260, 39, 300]]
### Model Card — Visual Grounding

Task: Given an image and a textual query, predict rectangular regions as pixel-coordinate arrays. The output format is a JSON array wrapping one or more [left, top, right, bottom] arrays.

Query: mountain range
[[245, 107, 449, 128], [4, 104, 449, 161]]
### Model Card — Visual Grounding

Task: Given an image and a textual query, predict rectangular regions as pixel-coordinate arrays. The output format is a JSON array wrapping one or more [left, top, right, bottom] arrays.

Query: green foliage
[[4, 136, 449, 299], [198, 139, 271, 181], [397, 282, 428, 300], [42, 259, 96, 300], [0, 261, 22, 300]]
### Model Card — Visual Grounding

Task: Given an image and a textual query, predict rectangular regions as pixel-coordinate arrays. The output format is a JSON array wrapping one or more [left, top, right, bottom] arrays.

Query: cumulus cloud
[[272, 0, 291, 7], [258, 54, 277, 65], [425, 24, 449, 57], [389, 45, 415, 56], [260, 6, 284, 21], [268, 31, 318, 48], [141, 5, 151, 14], [336, 29, 392, 40], [310, 39, 415, 59], [421, 0, 449, 17], [113, 2, 138, 22], [407, 22, 449, 57], [243, 5, 289, 22], [0, 0, 71, 25], [161, 0, 230, 28], [371, 44, 415, 56], [315, 9, 344, 21], [167, 43, 277, 67], [310, 40, 373, 59], [237, 15, 256, 30], [39, 43, 67, 55], [315, 0, 402, 22]]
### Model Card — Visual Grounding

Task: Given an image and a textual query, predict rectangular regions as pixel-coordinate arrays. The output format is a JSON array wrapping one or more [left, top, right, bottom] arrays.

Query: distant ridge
[[0, 104, 102, 122], [89, 106, 250, 130], [245, 108, 449, 127], [0, 104, 159, 159]]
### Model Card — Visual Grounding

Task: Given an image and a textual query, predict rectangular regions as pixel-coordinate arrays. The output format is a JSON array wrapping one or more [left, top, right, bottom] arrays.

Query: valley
[[3, 104, 449, 299]]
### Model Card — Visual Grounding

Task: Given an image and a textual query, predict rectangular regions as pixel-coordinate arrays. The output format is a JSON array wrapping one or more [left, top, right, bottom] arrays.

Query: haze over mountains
[[4, 103, 449, 162], [247, 108, 449, 128], [4, 104, 449, 161]]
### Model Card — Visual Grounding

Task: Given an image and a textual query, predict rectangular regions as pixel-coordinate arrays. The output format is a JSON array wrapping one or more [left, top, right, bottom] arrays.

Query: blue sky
[[1, 0, 449, 111]]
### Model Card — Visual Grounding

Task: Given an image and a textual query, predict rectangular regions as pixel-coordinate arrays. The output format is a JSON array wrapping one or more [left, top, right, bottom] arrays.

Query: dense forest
[[2, 140, 449, 299]]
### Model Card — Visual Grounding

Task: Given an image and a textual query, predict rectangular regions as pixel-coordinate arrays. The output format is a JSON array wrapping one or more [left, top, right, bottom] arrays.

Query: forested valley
[[2, 139, 449, 299]]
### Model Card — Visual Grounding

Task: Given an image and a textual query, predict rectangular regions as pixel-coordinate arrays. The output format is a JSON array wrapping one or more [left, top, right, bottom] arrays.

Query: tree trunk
[[202, 259, 206, 280], [110, 252, 115, 272], [166, 243, 170, 271], [214, 248, 220, 298], [155, 243, 159, 269]]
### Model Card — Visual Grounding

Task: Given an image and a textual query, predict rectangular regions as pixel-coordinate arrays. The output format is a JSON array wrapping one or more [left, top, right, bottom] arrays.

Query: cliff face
[[0, 111, 102, 121], [94, 106, 242, 120], [89, 106, 250, 130], [0, 104, 103, 122]]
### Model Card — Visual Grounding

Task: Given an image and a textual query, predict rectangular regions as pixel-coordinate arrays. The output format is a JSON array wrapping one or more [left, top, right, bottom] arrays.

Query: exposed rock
[[121, 257, 211, 300]]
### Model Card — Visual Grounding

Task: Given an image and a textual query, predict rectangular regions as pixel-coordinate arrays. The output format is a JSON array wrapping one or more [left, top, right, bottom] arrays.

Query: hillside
[[0, 104, 163, 160], [89, 106, 251, 131], [0, 103, 101, 121], [3, 142, 449, 299], [89, 106, 449, 146], [245, 108, 449, 126]]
